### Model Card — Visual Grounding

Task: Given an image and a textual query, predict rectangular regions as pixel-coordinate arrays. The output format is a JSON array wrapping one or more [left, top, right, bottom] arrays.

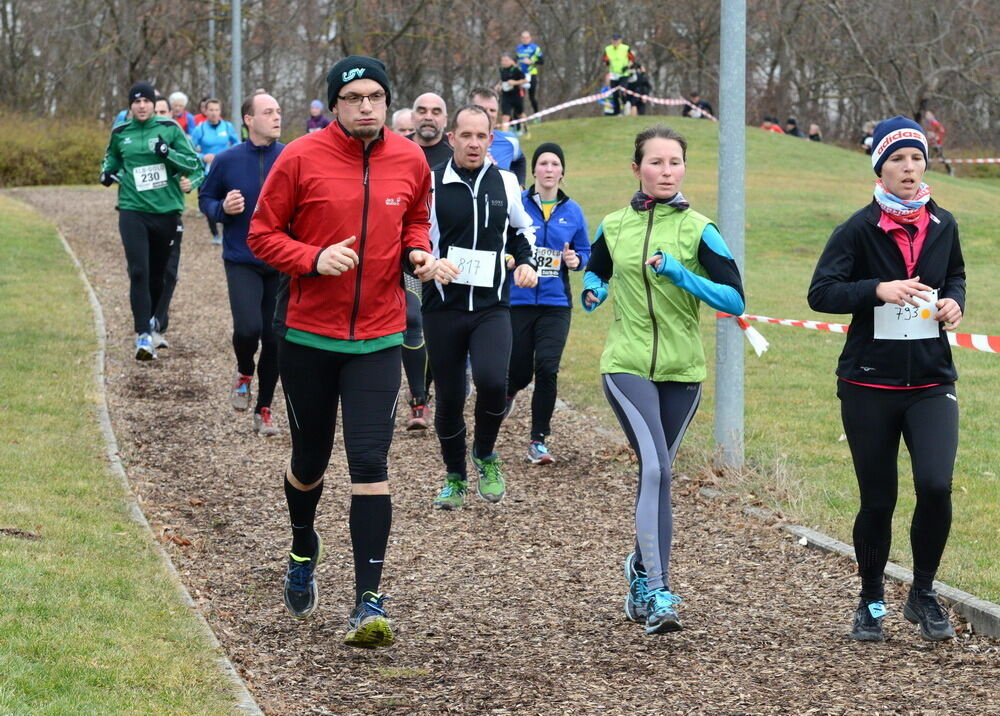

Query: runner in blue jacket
[[506, 143, 590, 465], [191, 99, 241, 245], [199, 92, 285, 435]]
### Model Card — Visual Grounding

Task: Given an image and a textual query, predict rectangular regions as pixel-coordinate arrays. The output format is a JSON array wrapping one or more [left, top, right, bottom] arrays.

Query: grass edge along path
[[0, 194, 257, 714]]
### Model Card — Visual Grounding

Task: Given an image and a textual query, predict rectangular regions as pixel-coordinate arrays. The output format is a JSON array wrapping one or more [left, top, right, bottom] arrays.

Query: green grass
[[0, 195, 238, 713], [521, 117, 1000, 601]]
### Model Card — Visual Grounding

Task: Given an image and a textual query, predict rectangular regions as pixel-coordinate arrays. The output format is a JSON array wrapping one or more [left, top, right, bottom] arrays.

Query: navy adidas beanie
[[871, 116, 928, 176], [326, 56, 392, 110]]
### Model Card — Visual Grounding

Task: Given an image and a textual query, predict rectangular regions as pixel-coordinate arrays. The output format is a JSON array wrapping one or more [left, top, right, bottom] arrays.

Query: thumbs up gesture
[[317, 236, 359, 276], [562, 241, 580, 269]]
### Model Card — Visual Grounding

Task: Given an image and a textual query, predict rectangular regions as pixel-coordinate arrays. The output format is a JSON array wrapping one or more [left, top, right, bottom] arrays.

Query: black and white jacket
[[424, 159, 537, 312]]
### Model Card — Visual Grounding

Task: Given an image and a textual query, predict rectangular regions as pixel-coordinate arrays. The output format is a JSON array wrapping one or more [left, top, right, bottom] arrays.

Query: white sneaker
[[149, 318, 169, 349]]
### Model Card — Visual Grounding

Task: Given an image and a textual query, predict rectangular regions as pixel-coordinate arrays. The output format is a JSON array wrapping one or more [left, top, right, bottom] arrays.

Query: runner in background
[[100, 81, 204, 360], [626, 62, 652, 116], [423, 104, 537, 511], [601, 33, 634, 116], [199, 92, 285, 435], [248, 56, 438, 647], [168, 91, 196, 135], [921, 110, 953, 176], [193, 97, 210, 125], [190, 99, 240, 245], [808, 116, 964, 643], [154, 97, 171, 118], [496, 53, 528, 135], [506, 143, 589, 465], [400, 92, 453, 429], [391, 108, 414, 135], [681, 92, 713, 119], [582, 124, 744, 635], [516, 31, 544, 116], [469, 87, 526, 185], [307, 99, 331, 133]]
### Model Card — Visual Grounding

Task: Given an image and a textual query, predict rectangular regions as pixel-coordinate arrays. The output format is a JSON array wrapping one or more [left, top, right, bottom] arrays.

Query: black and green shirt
[[101, 117, 204, 215]]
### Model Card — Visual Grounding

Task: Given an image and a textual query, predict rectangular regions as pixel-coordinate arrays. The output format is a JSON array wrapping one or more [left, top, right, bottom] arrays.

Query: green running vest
[[604, 43, 632, 77], [599, 203, 713, 382]]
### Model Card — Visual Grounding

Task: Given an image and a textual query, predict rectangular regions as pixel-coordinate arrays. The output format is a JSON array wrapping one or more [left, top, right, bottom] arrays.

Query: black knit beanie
[[532, 142, 566, 174], [128, 81, 156, 104], [326, 56, 392, 110]]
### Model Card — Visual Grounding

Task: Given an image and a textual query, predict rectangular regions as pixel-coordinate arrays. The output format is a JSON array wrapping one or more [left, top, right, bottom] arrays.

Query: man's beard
[[416, 123, 442, 141], [350, 124, 380, 140]]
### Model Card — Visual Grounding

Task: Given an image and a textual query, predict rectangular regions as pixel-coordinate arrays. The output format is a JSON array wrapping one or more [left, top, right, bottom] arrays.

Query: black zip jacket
[[808, 199, 966, 386], [424, 160, 536, 312]]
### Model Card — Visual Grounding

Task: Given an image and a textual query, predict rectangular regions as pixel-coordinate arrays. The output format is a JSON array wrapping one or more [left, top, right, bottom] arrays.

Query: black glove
[[153, 138, 169, 158], [99, 171, 117, 186]]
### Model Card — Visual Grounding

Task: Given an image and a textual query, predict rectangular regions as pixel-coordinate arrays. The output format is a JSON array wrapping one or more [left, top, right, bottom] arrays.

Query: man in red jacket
[[248, 55, 440, 648]]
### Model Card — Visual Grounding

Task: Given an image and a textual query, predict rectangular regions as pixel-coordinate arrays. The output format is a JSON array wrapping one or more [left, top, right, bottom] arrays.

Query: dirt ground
[[11, 186, 1000, 715]]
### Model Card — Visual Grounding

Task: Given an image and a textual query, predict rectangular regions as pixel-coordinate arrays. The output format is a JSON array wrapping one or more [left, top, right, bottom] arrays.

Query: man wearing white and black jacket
[[422, 104, 538, 511]]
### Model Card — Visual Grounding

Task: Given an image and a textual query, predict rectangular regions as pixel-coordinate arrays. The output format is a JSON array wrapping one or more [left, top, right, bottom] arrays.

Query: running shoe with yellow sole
[[344, 591, 394, 648]]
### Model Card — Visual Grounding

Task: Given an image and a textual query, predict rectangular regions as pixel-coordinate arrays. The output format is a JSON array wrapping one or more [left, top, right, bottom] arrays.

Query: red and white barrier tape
[[718, 312, 1000, 355], [508, 89, 615, 125], [616, 87, 719, 121], [941, 157, 1000, 164], [508, 87, 718, 125]]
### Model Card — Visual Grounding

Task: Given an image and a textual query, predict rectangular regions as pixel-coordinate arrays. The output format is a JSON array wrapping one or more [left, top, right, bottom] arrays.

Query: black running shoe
[[903, 588, 956, 641], [283, 531, 323, 619], [849, 598, 886, 641]]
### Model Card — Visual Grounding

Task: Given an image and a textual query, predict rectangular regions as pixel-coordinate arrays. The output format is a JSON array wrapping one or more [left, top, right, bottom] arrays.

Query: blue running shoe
[[527, 440, 554, 465], [344, 591, 394, 648], [623, 552, 649, 623], [645, 588, 683, 634], [283, 531, 323, 619], [135, 333, 156, 361]]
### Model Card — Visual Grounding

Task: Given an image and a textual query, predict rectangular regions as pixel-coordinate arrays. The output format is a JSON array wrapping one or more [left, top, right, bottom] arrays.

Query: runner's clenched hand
[[317, 236, 359, 276]]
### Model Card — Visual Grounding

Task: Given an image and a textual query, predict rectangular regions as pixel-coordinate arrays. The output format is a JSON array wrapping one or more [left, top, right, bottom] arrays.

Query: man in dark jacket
[[199, 92, 285, 436], [422, 104, 537, 511]]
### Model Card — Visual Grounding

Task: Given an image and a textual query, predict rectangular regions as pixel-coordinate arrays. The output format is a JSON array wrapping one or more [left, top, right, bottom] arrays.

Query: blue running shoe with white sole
[[283, 531, 323, 619], [645, 588, 683, 634], [527, 440, 554, 465], [344, 591, 394, 648], [135, 333, 156, 361], [623, 552, 649, 623]]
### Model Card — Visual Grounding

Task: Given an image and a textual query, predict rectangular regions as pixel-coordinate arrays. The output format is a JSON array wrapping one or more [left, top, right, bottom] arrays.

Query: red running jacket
[[248, 122, 432, 341]]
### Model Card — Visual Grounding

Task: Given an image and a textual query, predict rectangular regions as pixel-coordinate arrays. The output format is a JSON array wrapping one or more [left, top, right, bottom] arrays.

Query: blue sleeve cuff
[[581, 271, 608, 312]]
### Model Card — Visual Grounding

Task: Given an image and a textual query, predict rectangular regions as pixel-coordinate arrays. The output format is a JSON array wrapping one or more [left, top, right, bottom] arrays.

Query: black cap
[[128, 81, 156, 104], [611, 32, 623, 40], [532, 142, 566, 174], [326, 55, 392, 110], [786, 117, 798, 126]]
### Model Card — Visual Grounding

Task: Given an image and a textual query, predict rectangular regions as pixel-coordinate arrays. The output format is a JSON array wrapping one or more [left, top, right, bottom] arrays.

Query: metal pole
[[208, 13, 216, 98], [714, 0, 746, 468], [230, 0, 242, 131]]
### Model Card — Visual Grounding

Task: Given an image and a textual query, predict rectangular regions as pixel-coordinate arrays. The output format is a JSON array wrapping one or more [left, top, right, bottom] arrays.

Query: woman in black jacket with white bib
[[808, 115, 965, 643]]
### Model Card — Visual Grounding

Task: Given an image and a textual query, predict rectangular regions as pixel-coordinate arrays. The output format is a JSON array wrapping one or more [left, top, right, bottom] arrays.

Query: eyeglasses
[[337, 91, 387, 107]]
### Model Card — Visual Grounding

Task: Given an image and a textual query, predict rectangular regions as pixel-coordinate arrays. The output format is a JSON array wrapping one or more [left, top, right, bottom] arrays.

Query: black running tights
[[224, 260, 280, 411], [118, 210, 181, 334], [838, 381, 958, 600], [422, 306, 511, 477]]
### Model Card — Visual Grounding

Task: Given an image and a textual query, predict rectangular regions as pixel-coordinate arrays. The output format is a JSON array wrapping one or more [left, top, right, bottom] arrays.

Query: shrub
[[0, 112, 108, 187]]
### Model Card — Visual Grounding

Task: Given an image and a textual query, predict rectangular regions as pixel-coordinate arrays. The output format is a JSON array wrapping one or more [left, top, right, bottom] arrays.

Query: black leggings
[[508, 305, 571, 442], [279, 339, 401, 485], [423, 306, 511, 476], [603, 374, 701, 592], [119, 210, 182, 334], [225, 260, 281, 411], [401, 281, 428, 403], [152, 227, 182, 333], [838, 381, 958, 599], [528, 75, 540, 114]]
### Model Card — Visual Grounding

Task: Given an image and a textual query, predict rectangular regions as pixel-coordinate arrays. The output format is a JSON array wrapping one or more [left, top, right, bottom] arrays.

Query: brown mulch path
[[11, 186, 1000, 715]]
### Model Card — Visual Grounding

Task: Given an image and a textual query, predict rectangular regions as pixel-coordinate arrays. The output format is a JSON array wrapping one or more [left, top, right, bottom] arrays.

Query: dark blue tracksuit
[[199, 139, 286, 412]]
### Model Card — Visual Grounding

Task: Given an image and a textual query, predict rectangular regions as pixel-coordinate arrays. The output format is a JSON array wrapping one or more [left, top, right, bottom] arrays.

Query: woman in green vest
[[581, 124, 745, 634]]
